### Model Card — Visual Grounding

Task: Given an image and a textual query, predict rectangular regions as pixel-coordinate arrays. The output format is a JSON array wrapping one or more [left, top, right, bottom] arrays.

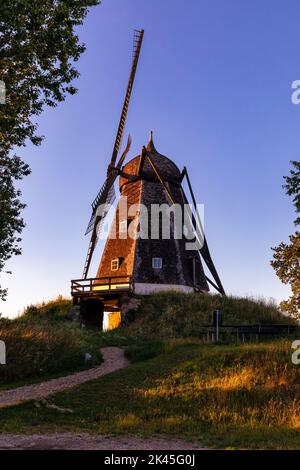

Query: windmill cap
[[119, 132, 181, 190], [146, 130, 157, 153]]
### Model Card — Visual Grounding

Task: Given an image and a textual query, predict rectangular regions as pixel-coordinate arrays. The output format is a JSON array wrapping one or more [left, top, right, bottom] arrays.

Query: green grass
[[0, 338, 299, 449], [123, 292, 296, 338], [0, 296, 102, 386], [0, 293, 299, 449], [20, 296, 74, 322]]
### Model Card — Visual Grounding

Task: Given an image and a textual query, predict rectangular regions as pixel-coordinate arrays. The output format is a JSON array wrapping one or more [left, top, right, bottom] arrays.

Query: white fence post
[[0, 340, 6, 365]]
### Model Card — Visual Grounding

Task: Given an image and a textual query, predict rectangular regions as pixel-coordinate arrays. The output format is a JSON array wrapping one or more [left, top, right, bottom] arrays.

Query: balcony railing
[[71, 275, 133, 296]]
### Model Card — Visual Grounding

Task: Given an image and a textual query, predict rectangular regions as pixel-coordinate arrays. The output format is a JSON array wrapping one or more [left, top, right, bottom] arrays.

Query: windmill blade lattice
[[85, 181, 116, 235]]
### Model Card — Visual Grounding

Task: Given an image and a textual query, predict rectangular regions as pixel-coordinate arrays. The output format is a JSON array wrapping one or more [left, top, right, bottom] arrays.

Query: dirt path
[[0, 347, 208, 450], [0, 347, 129, 408], [0, 433, 206, 450]]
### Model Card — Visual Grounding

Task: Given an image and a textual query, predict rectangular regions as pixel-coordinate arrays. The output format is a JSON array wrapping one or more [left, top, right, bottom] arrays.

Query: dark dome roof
[[119, 132, 181, 189]]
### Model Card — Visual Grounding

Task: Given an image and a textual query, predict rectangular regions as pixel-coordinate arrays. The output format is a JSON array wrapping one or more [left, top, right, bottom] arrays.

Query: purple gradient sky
[[1, 0, 299, 318]]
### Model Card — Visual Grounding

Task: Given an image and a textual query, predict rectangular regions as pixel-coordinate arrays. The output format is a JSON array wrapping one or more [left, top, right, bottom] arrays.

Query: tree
[[272, 233, 300, 318], [283, 160, 300, 225], [0, 0, 100, 300], [271, 161, 300, 319], [0, 155, 30, 300]]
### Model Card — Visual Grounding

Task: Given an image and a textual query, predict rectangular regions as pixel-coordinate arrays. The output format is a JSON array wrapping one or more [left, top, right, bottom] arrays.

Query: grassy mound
[[124, 292, 295, 338], [0, 296, 102, 386], [20, 296, 73, 322]]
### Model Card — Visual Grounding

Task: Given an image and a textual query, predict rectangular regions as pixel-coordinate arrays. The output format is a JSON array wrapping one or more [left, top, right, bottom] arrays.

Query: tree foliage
[[272, 233, 300, 318], [0, 155, 30, 300], [0, 0, 100, 300], [271, 161, 300, 319], [283, 160, 300, 225]]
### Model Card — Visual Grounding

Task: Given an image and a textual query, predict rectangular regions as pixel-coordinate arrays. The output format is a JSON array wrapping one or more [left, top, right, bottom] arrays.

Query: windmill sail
[[110, 29, 144, 167], [82, 30, 144, 279], [85, 178, 116, 235], [181, 168, 225, 296]]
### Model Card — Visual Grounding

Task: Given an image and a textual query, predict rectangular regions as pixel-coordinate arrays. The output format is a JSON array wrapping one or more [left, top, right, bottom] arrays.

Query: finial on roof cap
[[146, 130, 157, 153]]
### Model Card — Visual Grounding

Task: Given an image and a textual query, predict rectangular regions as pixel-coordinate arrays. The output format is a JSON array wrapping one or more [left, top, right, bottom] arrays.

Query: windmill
[[71, 29, 225, 329]]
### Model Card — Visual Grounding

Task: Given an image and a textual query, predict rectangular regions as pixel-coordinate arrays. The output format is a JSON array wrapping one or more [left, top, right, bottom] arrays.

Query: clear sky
[[1, 0, 299, 318]]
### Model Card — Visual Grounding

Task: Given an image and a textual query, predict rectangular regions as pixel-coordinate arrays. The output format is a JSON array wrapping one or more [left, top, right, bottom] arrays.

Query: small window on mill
[[152, 257, 162, 269], [111, 258, 119, 271], [119, 220, 127, 233]]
